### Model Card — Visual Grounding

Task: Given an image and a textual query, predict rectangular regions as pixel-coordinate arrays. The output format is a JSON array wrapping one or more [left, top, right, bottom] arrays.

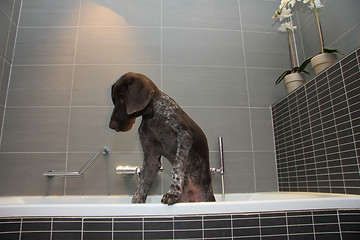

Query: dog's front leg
[[161, 132, 192, 205], [132, 150, 160, 204]]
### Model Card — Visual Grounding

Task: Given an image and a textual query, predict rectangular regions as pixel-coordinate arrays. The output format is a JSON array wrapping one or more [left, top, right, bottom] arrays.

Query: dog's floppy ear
[[126, 78, 154, 115]]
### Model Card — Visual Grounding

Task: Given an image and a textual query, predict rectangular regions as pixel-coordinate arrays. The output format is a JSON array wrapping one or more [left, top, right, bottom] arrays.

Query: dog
[[109, 72, 215, 205]]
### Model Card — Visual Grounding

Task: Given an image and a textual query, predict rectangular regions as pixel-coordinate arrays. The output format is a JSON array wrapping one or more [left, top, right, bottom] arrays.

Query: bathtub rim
[[1, 192, 360, 218]]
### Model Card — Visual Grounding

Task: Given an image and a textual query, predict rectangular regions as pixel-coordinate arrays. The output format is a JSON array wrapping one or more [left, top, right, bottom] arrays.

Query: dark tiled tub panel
[[272, 48, 360, 194], [0, 210, 359, 240]]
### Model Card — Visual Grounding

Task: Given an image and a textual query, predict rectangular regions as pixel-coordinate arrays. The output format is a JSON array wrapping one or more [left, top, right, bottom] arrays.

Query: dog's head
[[109, 72, 158, 132]]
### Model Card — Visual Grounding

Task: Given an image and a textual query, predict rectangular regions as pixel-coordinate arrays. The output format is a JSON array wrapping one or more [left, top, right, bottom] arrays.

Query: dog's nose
[[109, 121, 119, 131]]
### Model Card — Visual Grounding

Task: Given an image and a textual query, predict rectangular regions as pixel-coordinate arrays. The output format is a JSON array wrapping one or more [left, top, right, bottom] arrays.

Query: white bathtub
[[1, 192, 359, 218]]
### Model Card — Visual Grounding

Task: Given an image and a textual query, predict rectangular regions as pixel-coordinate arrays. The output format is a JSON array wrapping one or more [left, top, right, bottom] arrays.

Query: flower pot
[[284, 72, 305, 93], [311, 52, 337, 75]]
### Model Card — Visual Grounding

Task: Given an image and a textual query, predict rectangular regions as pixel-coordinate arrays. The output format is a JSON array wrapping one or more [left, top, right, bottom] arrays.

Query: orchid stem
[[287, 29, 296, 70], [313, 1, 325, 53]]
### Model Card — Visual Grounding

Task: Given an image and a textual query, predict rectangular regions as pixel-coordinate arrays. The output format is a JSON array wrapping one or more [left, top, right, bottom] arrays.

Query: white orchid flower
[[303, 0, 324, 9], [278, 22, 297, 32], [310, 0, 324, 8], [278, 7, 293, 20], [288, 0, 296, 8]]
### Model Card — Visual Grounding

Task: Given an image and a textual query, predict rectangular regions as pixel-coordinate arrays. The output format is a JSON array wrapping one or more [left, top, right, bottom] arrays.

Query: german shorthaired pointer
[[109, 72, 215, 205]]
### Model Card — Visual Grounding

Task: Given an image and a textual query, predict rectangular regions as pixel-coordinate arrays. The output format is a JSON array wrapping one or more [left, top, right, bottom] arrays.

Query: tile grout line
[[237, 0, 257, 193], [64, 0, 82, 195]]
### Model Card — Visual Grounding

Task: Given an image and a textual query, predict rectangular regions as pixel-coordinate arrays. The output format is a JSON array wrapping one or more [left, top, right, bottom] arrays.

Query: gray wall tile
[[0, 10, 10, 60], [162, 28, 244, 67], [1, 107, 69, 152], [72, 65, 161, 107], [254, 152, 278, 192], [0, 153, 66, 196], [20, 0, 81, 27], [240, 0, 280, 33], [5, 21, 16, 63], [243, 31, 289, 69], [162, 66, 248, 107], [250, 108, 275, 151], [0, 0, 15, 19], [0, 106, 4, 136], [80, 0, 161, 27], [247, 68, 288, 108], [7, 66, 73, 107], [65, 152, 163, 196], [163, 0, 240, 30], [6, 0, 358, 196], [184, 107, 252, 152], [75, 27, 161, 64], [224, 152, 255, 193], [13, 27, 77, 65], [0, 61, 11, 106], [68, 107, 142, 153]]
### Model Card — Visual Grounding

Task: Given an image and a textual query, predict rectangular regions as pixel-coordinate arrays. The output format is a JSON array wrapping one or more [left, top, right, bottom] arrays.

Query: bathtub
[[1, 192, 359, 218]]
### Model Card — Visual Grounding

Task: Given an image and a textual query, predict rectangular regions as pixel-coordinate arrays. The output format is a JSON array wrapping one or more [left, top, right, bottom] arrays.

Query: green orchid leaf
[[275, 70, 292, 85], [324, 48, 344, 55], [298, 57, 312, 73]]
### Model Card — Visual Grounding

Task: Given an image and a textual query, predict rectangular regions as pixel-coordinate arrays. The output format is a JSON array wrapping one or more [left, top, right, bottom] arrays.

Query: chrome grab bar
[[43, 146, 111, 177]]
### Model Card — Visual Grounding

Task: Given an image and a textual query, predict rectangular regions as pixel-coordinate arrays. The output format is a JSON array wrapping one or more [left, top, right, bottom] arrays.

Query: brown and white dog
[[109, 72, 215, 205]]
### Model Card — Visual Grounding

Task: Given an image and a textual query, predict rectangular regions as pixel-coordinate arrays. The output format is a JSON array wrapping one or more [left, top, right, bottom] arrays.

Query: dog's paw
[[161, 191, 182, 205], [132, 194, 146, 204]]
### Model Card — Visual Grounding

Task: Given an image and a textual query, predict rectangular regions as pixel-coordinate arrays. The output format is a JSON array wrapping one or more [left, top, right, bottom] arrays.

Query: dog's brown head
[[109, 72, 158, 132]]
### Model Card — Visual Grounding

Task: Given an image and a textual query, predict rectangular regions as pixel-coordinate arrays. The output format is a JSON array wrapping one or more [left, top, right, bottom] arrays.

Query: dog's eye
[[117, 95, 125, 103]]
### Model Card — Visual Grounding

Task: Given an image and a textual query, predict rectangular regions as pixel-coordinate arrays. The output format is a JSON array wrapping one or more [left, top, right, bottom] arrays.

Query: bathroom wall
[[273, 48, 360, 195], [294, 0, 360, 76], [0, 0, 21, 137], [0, 0, 289, 196]]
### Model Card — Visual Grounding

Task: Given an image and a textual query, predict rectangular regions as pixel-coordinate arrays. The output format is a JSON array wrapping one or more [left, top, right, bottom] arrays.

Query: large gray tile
[[10, 0, 21, 24], [5, 21, 16, 63], [0, 10, 10, 60], [224, 152, 255, 193], [184, 107, 252, 152], [7, 66, 73, 106], [253, 152, 278, 192], [68, 107, 142, 152], [20, 0, 81, 27], [0, 107, 69, 152], [0, 61, 10, 106], [72, 65, 161, 106], [330, 24, 360, 57], [162, 0, 240, 30], [0, 153, 66, 196], [240, 0, 280, 33], [0, 0, 14, 19], [80, 0, 161, 27], [13, 27, 77, 65], [162, 28, 244, 67], [250, 108, 275, 151], [75, 27, 161, 64], [321, 0, 360, 51], [247, 68, 288, 107], [243, 31, 289, 69], [66, 152, 162, 196], [162, 66, 248, 107], [0, 106, 4, 136]]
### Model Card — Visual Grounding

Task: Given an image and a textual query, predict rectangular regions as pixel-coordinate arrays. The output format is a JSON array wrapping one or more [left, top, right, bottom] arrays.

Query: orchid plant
[[273, 0, 342, 85]]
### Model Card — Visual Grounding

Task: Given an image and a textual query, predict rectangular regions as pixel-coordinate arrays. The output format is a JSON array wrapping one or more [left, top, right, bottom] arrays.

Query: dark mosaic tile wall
[[0, 210, 359, 240], [272, 48, 360, 194]]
